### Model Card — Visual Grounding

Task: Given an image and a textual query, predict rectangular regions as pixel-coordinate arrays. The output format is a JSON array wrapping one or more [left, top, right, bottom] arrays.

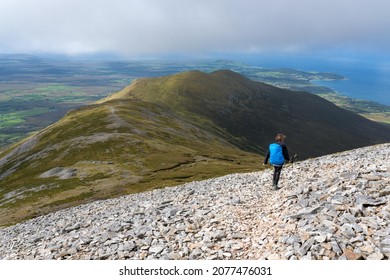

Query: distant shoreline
[[245, 54, 390, 106]]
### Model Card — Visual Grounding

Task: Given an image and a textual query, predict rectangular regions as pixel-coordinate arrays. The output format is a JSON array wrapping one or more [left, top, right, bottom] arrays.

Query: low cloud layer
[[1, 0, 390, 57]]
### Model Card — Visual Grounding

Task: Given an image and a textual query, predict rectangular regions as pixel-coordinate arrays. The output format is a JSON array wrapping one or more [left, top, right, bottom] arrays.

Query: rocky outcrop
[[0, 143, 389, 260]]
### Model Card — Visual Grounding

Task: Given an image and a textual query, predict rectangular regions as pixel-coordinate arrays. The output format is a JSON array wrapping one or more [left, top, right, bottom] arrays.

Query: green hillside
[[107, 70, 390, 158], [0, 97, 259, 226], [1, 70, 389, 226]]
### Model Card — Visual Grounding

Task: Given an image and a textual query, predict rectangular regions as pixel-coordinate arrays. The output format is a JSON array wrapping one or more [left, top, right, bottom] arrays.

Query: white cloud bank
[[1, 0, 390, 57]]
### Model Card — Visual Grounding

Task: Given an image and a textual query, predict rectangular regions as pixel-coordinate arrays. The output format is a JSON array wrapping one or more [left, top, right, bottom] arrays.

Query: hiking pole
[[286, 154, 298, 167]]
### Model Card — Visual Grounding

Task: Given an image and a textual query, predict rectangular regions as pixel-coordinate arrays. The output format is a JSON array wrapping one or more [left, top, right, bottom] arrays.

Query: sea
[[236, 52, 390, 106]]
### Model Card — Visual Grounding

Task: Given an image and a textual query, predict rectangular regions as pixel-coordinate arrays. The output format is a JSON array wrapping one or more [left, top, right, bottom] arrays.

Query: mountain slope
[[0, 70, 389, 226], [1, 143, 389, 260], [0, 98, 259, 226], [105, 70, 390, 157]]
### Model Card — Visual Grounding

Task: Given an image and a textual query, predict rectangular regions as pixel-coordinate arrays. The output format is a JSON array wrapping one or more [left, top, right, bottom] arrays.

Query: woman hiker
[[263, 133, 290, 190]]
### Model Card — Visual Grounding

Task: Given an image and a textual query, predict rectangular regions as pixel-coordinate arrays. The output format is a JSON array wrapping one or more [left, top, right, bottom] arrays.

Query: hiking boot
[[273, 184, 279, 190]]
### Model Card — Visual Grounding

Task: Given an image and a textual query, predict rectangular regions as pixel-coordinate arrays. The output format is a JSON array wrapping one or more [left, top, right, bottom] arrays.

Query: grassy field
[[0, 107, 51, 128], [0, 82, 128, 148]]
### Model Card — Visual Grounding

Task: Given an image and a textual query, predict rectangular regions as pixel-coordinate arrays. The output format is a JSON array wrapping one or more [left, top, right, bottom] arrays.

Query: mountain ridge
[[0, 70, 389, 226], [106, 69, 390, 156]]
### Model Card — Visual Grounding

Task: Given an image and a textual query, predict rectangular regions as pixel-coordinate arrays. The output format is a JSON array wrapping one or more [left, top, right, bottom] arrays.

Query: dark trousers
[[273, 165, 283, 186]]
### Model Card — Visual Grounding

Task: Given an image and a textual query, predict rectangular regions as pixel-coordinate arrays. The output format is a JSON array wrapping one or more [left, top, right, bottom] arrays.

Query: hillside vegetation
[[1, 70, 389, 226], [107, 70, 390, 157]]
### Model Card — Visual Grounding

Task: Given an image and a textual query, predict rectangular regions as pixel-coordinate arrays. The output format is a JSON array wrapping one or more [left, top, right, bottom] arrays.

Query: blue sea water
[[235, 52, 390, 106]]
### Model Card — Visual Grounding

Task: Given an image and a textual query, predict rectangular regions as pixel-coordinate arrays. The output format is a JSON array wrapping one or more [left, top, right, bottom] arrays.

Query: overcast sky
[[1, 0, 390, 58]]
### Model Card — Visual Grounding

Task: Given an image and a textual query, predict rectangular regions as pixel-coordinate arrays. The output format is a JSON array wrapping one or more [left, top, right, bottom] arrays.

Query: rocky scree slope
[[0, 144, 389, 260]]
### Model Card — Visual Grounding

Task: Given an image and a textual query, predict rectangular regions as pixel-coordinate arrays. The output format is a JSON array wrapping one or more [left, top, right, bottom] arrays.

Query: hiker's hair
[[275, 134, 286, 142]]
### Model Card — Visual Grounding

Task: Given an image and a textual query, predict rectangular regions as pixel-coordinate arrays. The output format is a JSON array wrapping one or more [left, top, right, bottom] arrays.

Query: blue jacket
[[264, 142, 290, 165]]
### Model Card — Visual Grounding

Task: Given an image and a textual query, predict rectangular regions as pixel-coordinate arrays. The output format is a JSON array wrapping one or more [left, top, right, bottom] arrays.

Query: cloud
[[1, 0, 390, 56]]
